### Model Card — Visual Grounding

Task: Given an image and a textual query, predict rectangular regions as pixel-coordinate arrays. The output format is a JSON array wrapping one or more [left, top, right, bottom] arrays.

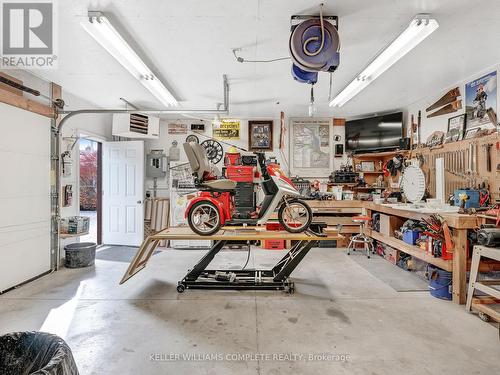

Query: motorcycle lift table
[[119, 224, 342, 293]]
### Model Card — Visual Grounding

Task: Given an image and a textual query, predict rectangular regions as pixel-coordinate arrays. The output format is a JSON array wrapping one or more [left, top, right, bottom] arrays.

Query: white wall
[[144, 117, 285, 198], [405, 63, 499, 142], [144, 115, 346, 197]]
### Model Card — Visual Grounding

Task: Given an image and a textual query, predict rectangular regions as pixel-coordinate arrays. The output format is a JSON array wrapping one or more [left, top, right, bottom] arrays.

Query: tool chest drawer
[[226, 166, 254, 182], [235, 182, 255, 209]]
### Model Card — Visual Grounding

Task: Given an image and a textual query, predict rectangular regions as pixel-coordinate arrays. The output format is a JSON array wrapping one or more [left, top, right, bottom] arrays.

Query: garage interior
[[0, 1, 500, 374]]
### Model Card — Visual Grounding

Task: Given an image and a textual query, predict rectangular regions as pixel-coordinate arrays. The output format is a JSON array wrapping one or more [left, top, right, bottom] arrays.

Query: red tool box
[[226, 166, 254, 182], [263, 222, 285, 249], [266, 222, 284, 231], [262, 240, 285, 250]]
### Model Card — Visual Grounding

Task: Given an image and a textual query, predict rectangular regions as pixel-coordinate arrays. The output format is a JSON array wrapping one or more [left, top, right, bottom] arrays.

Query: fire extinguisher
[[61, 151, 72, 177], [63, 185, 73, 207]]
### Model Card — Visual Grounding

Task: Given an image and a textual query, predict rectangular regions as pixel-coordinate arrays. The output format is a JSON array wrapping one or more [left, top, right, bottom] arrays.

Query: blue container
[[428, 265, 452, 300], [402, 230, 419, 245], [453, 189, 480, 208]]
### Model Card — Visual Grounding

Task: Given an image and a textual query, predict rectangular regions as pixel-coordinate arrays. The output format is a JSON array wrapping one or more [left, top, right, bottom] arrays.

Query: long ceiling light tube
[[81, 11, 178, 107], [329, 14, 439, 107]]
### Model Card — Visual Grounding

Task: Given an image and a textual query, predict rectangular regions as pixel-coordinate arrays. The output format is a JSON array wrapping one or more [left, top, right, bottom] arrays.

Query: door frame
[[96, 142, 103, 245], [78, 130, 106, 245]]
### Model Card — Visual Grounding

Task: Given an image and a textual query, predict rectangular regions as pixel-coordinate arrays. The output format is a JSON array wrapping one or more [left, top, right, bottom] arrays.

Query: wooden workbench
[[364, 202, 482, 304], [120, 226, 342, 290], [306, 200, 364, 246], [305, 199, 487, 304]]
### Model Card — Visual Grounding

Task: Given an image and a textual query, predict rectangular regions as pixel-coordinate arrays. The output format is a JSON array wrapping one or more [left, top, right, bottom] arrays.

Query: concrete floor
[[0, 247, 499, 375]]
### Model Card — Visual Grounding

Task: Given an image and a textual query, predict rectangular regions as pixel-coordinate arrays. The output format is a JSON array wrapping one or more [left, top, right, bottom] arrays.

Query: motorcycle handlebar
[[255, 152, 271, 180]]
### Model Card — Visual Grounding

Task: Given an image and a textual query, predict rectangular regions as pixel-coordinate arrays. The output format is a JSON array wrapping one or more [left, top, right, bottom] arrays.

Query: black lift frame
[[176, 238, 318, 293]]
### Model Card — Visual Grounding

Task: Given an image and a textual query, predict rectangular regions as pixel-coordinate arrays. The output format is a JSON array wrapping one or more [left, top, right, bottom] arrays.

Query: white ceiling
[[34, 0, 500, 119]]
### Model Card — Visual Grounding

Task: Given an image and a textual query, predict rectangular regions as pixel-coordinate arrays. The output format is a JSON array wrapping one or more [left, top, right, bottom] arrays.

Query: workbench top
[[151, 226, 342, 241], [305, 199, 481, 229]]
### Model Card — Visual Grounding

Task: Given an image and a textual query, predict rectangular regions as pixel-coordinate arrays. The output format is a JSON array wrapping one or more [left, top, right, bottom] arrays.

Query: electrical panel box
[[146, 150, 167, 178]]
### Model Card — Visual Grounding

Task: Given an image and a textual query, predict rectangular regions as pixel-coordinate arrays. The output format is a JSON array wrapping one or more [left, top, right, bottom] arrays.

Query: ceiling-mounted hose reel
[[289, 6, 340, 84]]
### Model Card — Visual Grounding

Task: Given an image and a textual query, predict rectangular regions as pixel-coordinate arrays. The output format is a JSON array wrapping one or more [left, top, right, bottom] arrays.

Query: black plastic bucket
[[64, 242, 96, 268]]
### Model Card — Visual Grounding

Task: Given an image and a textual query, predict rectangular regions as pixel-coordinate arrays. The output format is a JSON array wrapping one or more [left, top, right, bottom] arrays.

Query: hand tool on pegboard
[[417, 110, 422, 147], [482, 143, 493, 172]]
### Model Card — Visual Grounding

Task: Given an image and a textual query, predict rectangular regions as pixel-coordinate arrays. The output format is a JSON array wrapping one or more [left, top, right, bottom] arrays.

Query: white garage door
[[0, 103, 51, 292]]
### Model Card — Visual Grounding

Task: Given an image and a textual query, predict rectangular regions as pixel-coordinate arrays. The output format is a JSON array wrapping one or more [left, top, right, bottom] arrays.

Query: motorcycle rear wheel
[[188, 201, 222, 236]]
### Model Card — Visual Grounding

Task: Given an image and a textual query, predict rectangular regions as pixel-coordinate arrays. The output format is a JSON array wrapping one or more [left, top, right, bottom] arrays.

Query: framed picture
[[464, 127, 479, 139], [361, 161, 375, 172], [445, 114, 466, 143], [248, 120, 273, 151]]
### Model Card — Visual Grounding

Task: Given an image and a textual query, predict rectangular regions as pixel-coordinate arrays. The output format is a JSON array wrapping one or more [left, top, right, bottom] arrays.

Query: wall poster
[[167, 123, 188, 135], [290, 118, 333, 176], [465, 71, 497, 130], [212, 119, 240, 140]]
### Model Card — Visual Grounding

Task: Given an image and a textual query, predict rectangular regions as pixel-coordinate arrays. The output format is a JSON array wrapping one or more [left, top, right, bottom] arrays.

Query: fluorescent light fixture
[[81, 11, 178, 107], [329, 14, 438, 107]]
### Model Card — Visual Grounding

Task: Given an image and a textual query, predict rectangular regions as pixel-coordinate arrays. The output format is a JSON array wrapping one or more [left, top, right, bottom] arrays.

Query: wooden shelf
[[368, 229, 453, 272], [329, 182, 357, 186], [60, 232, 89, 239], [353, 186, 385, 190], [477, 214, 498, 221]]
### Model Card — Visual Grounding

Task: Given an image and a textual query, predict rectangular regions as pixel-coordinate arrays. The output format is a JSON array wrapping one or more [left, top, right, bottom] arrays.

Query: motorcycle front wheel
[[278, 199, 312, 233]]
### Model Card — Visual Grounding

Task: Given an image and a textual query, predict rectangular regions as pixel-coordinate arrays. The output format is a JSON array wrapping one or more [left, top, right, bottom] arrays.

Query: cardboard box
[[383, 245, 400, 265]]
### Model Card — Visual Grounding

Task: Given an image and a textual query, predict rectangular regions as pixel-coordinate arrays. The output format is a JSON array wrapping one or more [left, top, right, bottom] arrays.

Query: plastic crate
[[262, 240, 285, 250], [60, 216, 90, 235]]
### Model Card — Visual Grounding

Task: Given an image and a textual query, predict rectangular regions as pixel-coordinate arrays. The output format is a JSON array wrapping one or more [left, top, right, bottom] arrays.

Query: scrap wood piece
[[426, 87, 461, 112], [119, 238, 160, 284], [427, 100, 462, 118], [442, 221, 454, 251]]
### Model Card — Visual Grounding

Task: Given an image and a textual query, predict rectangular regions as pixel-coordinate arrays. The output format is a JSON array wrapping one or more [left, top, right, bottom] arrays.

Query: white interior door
[[103, 141, 144, 246]]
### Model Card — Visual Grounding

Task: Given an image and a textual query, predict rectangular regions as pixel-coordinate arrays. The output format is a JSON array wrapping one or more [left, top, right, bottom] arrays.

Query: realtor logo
[[1, 0, 57, 68]]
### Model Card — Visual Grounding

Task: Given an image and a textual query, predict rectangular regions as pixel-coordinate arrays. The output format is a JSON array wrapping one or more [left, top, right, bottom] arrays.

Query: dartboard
[[401, 165, 426, 203], [201, 139, 223, 164]]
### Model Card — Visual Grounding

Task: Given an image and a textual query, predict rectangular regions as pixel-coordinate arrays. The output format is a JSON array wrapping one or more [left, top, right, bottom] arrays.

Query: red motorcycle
[[183, 142, 312, 235]]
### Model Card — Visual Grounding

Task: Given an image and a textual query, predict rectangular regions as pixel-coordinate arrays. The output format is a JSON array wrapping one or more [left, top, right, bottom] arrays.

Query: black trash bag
[[0, 331, 79, 375]]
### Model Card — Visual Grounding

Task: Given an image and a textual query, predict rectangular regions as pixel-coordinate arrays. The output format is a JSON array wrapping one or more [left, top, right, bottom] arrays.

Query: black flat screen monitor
[[345, 112, 403, 153]]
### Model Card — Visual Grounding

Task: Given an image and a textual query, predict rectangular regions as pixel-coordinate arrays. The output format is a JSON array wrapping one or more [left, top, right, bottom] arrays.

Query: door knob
[[137, 200, 142, 204]]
